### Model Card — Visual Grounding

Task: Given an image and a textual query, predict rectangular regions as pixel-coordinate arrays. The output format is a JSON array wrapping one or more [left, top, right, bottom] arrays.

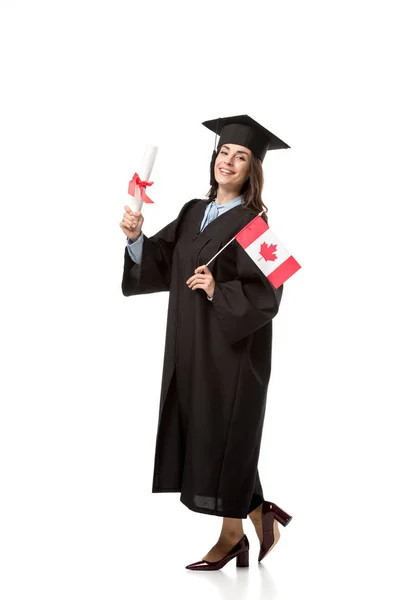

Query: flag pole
[[204, 209, 266, 267]]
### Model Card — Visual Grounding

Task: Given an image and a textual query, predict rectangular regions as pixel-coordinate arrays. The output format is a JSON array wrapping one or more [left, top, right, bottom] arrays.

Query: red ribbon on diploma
[[128, 172, 155, 204]]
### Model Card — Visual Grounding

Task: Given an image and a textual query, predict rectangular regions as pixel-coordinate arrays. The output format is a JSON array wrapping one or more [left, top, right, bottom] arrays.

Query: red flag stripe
[[235, 215, 269, 249], [267, 256, 301, 288]]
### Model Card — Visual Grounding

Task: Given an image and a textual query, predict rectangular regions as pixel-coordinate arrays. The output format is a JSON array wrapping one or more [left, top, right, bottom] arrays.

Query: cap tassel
[[214, 117, 220, 152], [209, 117, 220, 186]]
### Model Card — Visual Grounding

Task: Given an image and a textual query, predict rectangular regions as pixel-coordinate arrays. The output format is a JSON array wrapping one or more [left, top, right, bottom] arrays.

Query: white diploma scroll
[[129, 144, 158, 213]]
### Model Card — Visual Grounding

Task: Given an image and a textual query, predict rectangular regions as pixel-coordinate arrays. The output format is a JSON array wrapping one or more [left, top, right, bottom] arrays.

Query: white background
[[1, 1, 399, 599]]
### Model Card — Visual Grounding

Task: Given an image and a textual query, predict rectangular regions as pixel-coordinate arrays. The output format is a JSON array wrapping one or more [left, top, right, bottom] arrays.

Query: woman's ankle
[[219, 529, 244, 543]]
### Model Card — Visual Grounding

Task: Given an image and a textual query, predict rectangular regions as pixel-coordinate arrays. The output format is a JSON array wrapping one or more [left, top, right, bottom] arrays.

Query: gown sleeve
[[121, 199, 197, 296], [211, 239, 284, 345]]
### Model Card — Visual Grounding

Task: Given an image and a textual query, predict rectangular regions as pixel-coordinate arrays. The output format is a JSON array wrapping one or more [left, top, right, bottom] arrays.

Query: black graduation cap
[[202, 114, 290, 162]]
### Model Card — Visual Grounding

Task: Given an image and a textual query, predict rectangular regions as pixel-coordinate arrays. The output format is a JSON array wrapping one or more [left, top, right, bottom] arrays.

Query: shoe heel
[[272, 503, 292, 527], [236, 550, 249, 568]]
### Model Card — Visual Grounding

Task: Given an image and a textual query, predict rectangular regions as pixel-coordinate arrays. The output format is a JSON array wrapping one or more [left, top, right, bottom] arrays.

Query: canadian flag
[[235, 215, 301, 288]]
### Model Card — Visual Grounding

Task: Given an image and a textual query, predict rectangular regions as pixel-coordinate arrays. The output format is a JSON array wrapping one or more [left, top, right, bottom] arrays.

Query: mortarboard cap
[[202, 114, 290, 162]]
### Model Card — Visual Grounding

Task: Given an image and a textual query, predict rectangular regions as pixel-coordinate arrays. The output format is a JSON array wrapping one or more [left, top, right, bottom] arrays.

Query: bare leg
[[202, 517, 245, 562], [249, 501, 281, 551], [248, 502, 264, 544]]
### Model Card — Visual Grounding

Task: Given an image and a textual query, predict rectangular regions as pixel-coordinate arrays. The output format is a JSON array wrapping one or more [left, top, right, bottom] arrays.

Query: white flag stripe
[[244, 228, 291, 277]]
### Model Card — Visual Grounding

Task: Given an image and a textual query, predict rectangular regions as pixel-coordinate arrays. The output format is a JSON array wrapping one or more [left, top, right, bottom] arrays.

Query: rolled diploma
[[129, 144, 158, 213]]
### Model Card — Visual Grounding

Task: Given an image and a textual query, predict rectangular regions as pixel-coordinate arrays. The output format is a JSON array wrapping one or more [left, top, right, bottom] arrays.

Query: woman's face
[[214, 143, 251, 190]]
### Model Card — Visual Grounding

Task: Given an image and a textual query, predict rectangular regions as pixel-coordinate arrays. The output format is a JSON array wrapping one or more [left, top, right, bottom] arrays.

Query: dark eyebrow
[[221, 144, 249, 156]]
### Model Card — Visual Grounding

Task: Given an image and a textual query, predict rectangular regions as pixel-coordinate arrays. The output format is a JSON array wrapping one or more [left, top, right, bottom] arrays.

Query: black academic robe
[[121, 198, 283, 519]]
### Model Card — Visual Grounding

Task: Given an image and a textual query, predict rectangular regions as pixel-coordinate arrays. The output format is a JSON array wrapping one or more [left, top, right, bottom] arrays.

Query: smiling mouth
[[219, 168, 235, 176]]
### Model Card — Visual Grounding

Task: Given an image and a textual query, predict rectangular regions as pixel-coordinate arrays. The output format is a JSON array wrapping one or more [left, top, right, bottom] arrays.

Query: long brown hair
[[205, 145, 268, 224]]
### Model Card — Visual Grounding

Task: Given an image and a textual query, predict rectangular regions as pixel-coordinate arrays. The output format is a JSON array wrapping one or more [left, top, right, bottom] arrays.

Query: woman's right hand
[[120, 205, 144, 241]]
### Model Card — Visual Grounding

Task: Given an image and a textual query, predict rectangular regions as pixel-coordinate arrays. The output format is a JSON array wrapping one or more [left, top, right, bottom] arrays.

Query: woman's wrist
[[127, 231, 142, 243]]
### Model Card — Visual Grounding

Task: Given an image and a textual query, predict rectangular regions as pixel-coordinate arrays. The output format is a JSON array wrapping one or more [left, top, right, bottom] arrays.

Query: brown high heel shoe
[[258, 501, 292, 562], [185, 534, 250, 571]]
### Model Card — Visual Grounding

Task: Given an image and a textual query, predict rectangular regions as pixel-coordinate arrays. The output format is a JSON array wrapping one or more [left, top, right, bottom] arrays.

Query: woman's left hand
[[186, 265, 215, 298]]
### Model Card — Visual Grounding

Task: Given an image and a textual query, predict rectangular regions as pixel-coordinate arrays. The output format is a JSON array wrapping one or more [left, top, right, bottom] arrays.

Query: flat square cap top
[[202, 114, 290, 162]]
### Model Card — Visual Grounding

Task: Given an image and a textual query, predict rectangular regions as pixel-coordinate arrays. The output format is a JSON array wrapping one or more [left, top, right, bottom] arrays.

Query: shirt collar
[[214, 194, 243, 209]]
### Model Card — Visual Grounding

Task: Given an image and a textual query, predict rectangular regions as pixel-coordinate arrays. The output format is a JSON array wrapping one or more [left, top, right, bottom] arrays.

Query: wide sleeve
[[121, 199, 197, 297], [211, 240, 283, 345]]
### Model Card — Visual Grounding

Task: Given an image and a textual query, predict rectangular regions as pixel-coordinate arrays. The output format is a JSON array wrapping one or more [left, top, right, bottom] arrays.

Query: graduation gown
[[121, 198, 283, 518]]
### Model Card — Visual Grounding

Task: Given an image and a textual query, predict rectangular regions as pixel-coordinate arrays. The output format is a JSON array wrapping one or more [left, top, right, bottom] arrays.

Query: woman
[[120, 114, 293, 571]]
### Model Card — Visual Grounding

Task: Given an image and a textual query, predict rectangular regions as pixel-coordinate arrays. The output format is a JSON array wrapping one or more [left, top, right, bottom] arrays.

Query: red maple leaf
[[258, 241, 278, 262]]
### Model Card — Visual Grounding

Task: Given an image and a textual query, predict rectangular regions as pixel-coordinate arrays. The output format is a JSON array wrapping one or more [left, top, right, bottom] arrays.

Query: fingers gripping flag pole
[[205, 210, 301, 288]]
